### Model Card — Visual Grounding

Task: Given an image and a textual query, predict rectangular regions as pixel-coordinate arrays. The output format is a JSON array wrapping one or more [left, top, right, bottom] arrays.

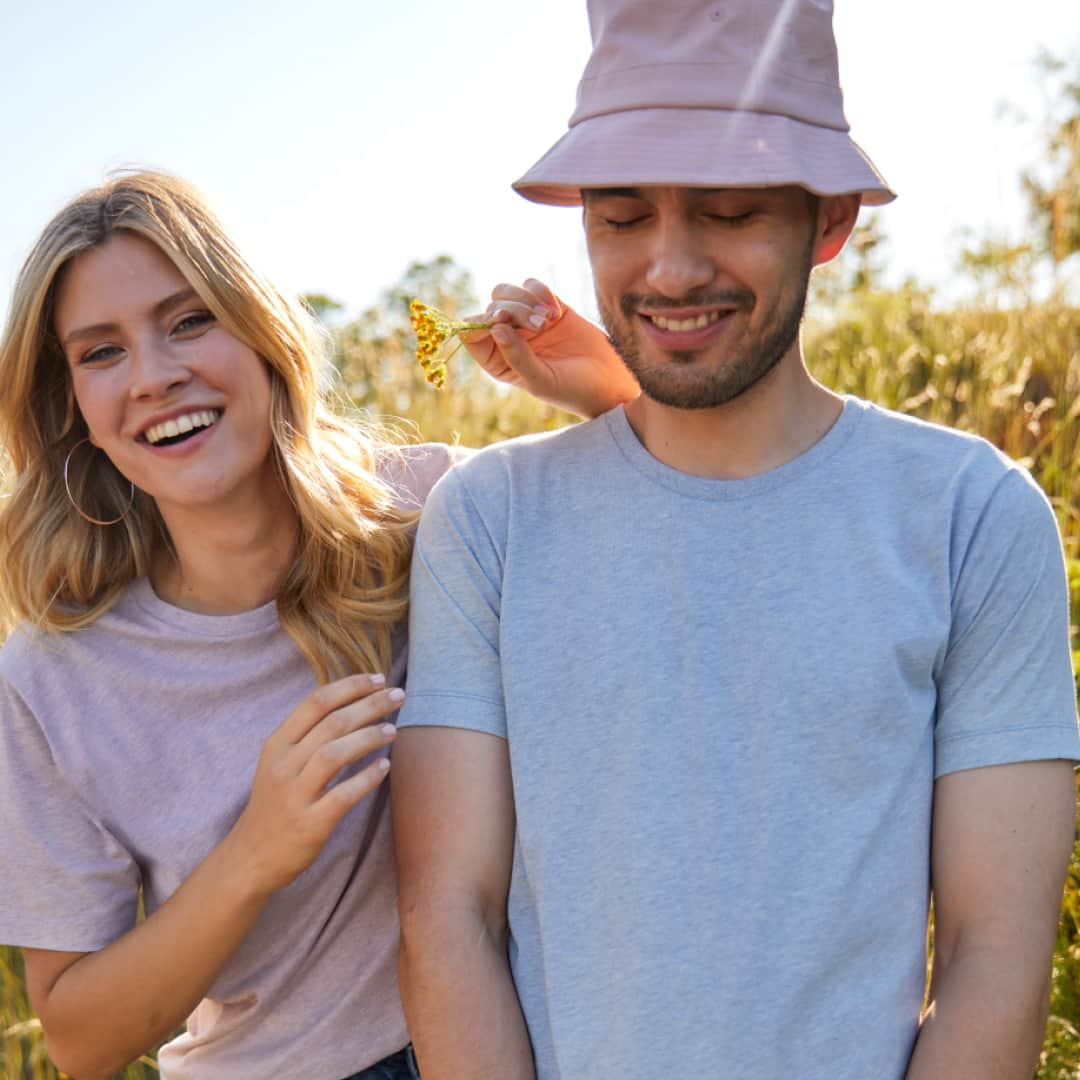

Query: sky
[[1, 0, 1077, 326]]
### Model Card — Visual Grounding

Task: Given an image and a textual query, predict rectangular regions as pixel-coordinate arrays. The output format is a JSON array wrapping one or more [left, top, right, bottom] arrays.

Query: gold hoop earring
[[63, 439, 136, 526]]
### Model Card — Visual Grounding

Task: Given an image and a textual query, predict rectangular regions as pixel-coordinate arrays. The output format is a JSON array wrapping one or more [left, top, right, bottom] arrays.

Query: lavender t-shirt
[[0, 443, 453, 1080]]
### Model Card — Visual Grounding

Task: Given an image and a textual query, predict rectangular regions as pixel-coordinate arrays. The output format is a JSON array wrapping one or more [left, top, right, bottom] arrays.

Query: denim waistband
[[341, 1043, 420, 1080]]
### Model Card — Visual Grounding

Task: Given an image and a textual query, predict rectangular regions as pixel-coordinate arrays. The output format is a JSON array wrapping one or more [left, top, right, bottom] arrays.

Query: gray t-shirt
[[0, 443, 452, 1080], [398, 398, 1080, 1080]]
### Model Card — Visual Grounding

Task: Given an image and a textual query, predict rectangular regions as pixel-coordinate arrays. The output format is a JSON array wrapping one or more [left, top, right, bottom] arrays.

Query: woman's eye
[[174, 311, 215, 334], [78, 344, 121, 365]]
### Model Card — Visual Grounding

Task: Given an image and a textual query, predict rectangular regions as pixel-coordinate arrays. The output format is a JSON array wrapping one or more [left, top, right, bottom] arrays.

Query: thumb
[[489, 323, 551, 388]]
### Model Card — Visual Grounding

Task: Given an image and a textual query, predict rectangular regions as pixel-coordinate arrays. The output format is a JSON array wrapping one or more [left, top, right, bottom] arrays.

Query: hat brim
[[513, 108, 895, 207]]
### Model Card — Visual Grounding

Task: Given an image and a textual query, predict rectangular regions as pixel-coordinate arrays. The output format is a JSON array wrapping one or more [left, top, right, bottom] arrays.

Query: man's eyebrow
[[582, 187, 643, 202], [582, 186, 755, 203], [61, 287, 202, 348]]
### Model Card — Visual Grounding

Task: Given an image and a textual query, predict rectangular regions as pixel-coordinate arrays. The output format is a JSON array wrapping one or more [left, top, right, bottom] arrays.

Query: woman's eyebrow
[[61, 287, 201, 348]]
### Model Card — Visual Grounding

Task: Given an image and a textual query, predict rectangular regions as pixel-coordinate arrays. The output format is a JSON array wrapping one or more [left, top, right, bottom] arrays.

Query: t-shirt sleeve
[[0, 676, 140, 951], [934, 469, 1080, 777], [397, 464, 508, 738], [379, 442, 474, 513]]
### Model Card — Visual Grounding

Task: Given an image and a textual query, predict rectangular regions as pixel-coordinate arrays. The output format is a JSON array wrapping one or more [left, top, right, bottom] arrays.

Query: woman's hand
[[229, 673, 401, 897], [460, 279, 639, 419]]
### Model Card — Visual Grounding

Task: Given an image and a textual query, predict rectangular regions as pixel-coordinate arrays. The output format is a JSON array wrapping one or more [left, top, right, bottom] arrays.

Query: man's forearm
[[399, 901, 535, 1080], [905, 946, 1051, 1079]]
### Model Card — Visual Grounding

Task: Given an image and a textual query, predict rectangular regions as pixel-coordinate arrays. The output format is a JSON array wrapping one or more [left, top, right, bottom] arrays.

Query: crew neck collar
[[604, 395, 866, 500], [127, 576, 280, 637]]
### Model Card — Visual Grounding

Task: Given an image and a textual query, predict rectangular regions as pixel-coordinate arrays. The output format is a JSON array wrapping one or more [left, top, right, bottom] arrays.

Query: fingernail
[[528, 313, 546, 329], [369, 673, 386, 688], [378, 757, 391, 772], [388, 688, 405, 703], [381, 723, 397, 737], [492, 325, 513, 344]]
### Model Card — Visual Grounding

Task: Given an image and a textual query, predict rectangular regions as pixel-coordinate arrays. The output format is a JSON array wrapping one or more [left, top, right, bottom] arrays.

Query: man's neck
[[622, 357, 843, 481]]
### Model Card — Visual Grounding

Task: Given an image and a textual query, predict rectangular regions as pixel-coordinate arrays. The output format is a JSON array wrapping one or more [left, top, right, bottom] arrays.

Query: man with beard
[[391, 2, 1080, 1078]]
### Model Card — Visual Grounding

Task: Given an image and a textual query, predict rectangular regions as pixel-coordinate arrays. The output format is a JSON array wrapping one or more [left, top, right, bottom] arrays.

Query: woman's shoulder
[[0, 582, 144, 693], [0, 621, 62, 684], [377, 442, 470, 512]]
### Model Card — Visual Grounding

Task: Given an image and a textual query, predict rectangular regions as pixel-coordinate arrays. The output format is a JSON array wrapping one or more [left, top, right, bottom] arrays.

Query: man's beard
[[596, 238, 816, 411]]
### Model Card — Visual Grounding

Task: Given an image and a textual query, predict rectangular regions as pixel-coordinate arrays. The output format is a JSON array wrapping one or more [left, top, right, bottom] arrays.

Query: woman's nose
[[127, 340, 191, 399]]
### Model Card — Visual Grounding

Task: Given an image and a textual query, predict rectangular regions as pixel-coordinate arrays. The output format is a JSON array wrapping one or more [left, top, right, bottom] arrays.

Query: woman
[[0, 171, 632, 1079]]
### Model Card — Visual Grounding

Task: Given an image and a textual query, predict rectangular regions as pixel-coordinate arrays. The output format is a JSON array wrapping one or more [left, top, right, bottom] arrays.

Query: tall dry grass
[[2, 286, 1078, 1078]]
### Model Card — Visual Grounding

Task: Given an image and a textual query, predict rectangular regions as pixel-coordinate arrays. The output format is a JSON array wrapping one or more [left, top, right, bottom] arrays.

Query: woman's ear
[[812, 194, 862, 267]]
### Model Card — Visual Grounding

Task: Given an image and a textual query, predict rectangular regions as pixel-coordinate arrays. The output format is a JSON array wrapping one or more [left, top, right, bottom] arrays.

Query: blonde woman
[[0, 172, 631, 1080]]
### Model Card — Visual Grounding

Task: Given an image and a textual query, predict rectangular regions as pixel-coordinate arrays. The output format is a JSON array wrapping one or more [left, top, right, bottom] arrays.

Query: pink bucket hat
[[514, 0, 895, 207]]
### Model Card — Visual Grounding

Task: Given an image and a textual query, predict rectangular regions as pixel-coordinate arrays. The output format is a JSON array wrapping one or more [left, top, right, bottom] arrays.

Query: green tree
[[300, 292, 345, 322], [1020, 50, 1080, 270]]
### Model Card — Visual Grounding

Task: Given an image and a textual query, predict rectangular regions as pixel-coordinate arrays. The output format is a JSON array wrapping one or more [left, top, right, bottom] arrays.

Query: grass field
[[2, 289, 1078, 1078]]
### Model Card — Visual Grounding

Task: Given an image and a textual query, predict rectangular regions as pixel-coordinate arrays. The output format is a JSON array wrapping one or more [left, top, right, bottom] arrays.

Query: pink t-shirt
[[0, 444, 453, 1080]]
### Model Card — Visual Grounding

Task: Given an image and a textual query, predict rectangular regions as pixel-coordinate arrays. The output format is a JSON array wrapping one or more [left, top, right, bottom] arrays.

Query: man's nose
[[644, 221, 716, 300]]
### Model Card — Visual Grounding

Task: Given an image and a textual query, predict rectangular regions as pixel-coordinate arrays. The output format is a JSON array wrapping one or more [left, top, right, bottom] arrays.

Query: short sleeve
[[934, 470, 1080, 776], [378, 442, 472, 513], [0, 677, 140, 951], [397, 464, 508, 738]]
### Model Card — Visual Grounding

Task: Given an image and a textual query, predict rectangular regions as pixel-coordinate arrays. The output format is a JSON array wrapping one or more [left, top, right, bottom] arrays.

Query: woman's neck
[[150, 481, 299, 615]]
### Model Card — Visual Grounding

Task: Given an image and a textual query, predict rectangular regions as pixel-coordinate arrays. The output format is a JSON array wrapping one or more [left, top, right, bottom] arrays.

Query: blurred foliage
[[1020, 51, 1080, 269], [329, 254, 576, 448]]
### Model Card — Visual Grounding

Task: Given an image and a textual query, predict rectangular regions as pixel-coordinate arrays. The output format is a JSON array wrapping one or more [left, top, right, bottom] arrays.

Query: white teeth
[[145, 409, 220, 445], [650, 311, 724, 332]]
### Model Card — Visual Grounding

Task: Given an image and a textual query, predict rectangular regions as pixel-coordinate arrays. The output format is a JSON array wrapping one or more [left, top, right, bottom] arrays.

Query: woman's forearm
[[34, 675, 399, 1079], [34, 828, 271, 1080]]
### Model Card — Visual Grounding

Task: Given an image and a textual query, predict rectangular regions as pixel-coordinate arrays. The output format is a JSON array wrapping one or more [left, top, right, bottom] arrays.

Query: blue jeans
[[342, 1044, 421, 1080]]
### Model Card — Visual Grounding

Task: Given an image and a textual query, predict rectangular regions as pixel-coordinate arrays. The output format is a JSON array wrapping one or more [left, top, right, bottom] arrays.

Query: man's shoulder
[[854, 397, 1033, 490], [848, 397, 1056, 545], [431, 413, 613, 501]]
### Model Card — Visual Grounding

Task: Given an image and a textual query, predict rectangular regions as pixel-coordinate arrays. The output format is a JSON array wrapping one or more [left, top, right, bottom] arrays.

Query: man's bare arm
[[906, 759, 1077, 1079], [393, 726, 535, 1080]]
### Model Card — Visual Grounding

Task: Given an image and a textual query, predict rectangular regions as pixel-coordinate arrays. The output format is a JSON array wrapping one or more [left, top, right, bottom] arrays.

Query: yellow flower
[[409, 299, 492, 389]]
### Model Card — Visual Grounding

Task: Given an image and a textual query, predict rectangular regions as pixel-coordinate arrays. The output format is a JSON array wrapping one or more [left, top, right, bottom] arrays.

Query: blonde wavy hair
[[0, 170, 416, 681]]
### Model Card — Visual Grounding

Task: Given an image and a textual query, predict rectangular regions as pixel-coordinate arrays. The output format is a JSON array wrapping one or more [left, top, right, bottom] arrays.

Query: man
[[392, 2, 1080, 1077]]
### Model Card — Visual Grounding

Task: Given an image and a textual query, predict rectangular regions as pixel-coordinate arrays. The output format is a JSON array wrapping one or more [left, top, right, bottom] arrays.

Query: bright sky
[[1, 0, 1076, 326]]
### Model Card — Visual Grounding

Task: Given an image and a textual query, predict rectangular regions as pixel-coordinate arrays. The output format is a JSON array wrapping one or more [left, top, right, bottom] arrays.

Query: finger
[[489, 283, 558, 325], [521, 279, 562, 319], [293, 686, 405, 759], [311, 755, 393, 832], [458, 332, 514, 381], [490, 282, 544, 308], [486, 300, 552, 333], [298, 720, 398, 796], [485, 324, 553, 389], [278, 674, 387, 745]]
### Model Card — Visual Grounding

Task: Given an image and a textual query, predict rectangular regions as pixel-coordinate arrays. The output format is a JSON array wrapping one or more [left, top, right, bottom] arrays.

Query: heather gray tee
[[399, 398, 1080, 1080], [0, 444, 452, 1080]]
